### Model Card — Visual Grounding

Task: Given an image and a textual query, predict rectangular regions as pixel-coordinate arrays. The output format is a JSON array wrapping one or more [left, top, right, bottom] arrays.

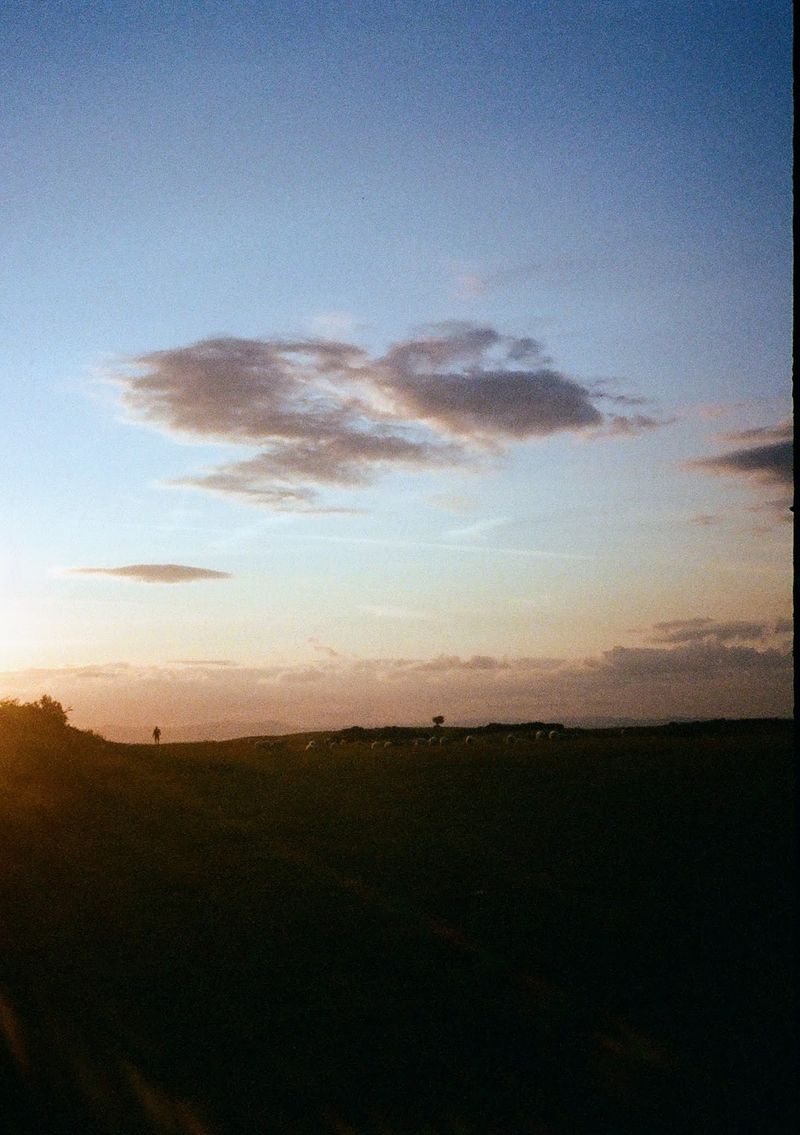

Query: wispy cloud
[[717, 419, 793, 447], [442, 517, 510, 541], [286, 533, 594, 561], [64, 564, 232, 583], [588, 413, 669, 439], [308, 636, 345, 659], [745, 497, 794, 530], [645, 617, 786, 646], [310, 311, 358, 337], [453, 255, 590, 299], [113, 323, 662, 513], [691, 439, 793, 486], [685, 418, 793, 524], [426, 492, 479, 515], [687, 419, 793, 487]]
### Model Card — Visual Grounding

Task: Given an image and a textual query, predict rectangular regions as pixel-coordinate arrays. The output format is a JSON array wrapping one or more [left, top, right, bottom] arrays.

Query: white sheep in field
[[428, 736, 437, 745], [304, 740, 317, 751], [253, 739, 274, 750], [464, 735, 474, 745], [370, 740, 380, 750], [383, 740, 392, 748], [548, 730, 559, 740], [535, 730, 545, 741], [505, 733, 517, 745]]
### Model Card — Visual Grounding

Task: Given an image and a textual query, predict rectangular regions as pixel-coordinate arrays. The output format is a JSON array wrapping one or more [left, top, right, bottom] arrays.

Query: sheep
[[535, 730, 545, 741], [370, 740, 380, 750], [253, 739, 274, 750], [464, 734, 474, 745], [305, 740, 317, 751], [428, 736, 437, 745], [505, 733, 517, 745], [383, 740, 392, 748], [548, 730, 559, 740]]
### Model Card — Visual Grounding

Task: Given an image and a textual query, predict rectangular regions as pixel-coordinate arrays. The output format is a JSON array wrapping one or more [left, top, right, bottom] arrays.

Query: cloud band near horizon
[[2, 618, 791, 738]]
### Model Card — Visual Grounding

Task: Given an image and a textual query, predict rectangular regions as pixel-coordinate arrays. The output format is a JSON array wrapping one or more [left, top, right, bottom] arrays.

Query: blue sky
[[1, 1, 792, 735]]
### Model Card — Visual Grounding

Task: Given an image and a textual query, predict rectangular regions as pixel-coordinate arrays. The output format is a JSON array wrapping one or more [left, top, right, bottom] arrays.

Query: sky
[[1, 1, 793, 739]]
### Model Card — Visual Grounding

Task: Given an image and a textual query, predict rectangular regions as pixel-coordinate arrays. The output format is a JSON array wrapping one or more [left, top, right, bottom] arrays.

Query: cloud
[[718, 419, 793, 446], [288, 532, 593, 561], [589, 387, 649, 408], [588, 413, 668, 439], [744, 496, 794, 529], [114, 324, 660, 512], [391, 654, 563, 674], [646, 618, 783, 645], [310, 311, 357, 337], [426, 492, 479, 514], [170, 466, 361, 515], [453, 256, 586, 299], [171, 433, 463, 514], [455, 272, 489, 299], [689, 513, 721, 527], [2, 617, 791, 739], [692, 441, 793, 486], [64, 564, 232, 583], [308, 637, 345, 659], [378, 325, 603, 440], [442, 517, 510, 541], [587, 641, 791, 682], [688, 419, 793, 488], [685, 419, 793, 525]]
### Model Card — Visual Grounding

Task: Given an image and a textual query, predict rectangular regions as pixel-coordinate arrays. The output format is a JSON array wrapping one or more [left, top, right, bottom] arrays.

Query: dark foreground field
[[1, 721, 795, 1133]]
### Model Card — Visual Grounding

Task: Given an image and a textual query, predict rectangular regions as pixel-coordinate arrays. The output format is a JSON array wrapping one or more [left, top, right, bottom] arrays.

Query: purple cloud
[[647, 618, 781, 645], [3, 623, 791, 739], [693, 441, 793, 486], [114, 323, 662, 511], [65, 564, 232, 583], [688, 419, 793, 488]]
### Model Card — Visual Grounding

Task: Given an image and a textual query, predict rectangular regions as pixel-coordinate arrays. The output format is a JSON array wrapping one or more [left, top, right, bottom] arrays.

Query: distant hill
[[455, 715, 685, 730], [96, 714, 792, 743], [564, 715, 689, 729], [99, 719, 286, 743]]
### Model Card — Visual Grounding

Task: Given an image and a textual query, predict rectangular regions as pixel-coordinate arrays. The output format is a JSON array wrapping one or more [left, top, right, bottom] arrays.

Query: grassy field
[[1, 719, 795, 1133]]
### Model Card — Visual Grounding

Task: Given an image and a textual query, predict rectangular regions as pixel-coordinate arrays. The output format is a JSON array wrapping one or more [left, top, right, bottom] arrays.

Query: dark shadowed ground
[[1, 721, 795, 1133]]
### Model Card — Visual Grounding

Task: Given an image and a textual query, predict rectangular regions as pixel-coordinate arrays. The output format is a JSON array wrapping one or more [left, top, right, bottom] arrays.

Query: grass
[[0, 720, 795, 1133]]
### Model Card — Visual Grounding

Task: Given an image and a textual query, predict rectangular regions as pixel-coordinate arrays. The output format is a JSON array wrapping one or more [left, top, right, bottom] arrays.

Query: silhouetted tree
[[35, 694, 70, 727], [432, 715, 444, 728], [0, 695, 70, 730]]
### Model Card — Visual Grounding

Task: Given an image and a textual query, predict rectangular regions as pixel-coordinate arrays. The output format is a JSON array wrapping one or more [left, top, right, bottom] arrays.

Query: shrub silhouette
[[0, 694, 70, 731]]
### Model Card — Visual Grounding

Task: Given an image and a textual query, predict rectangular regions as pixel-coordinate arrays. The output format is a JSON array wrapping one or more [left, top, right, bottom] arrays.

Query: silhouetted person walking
[[152, 726, 161, 744]]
